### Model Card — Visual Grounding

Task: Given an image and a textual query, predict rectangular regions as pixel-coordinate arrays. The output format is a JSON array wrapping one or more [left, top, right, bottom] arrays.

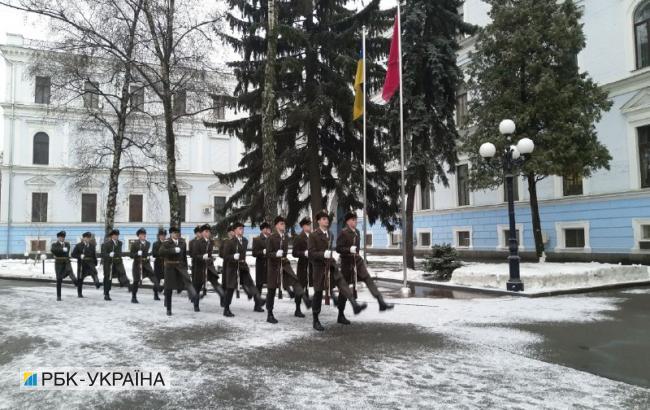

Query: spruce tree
[[207, 0, 398, 229], [386, 0, 474, 267], [463, 0, 612, 258]]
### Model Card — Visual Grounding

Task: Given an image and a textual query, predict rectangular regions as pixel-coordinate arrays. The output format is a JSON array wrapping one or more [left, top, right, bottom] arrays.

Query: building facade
[[0, 34, 243, 256], [366, 0, 650, 262]]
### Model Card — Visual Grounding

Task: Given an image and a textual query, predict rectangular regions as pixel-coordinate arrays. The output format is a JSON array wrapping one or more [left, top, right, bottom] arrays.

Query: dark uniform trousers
[[159, 238, 197, 313], [308, 229, 356, 316], [130, 240, 161, 299], [190, 238, 225, 308], [222, 236, 263, 309], [252, 234, 268, 293], [101, 240, 131, 295], [336, 228, 383, 313], [51, 241, 78, 299], [266, 231, 308, 313], [71, 242, 100, 296], [292, 232, 313, 293]]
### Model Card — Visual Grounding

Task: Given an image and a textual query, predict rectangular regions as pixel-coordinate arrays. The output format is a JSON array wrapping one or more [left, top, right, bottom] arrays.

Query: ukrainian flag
[[353, 50, 364, 121]]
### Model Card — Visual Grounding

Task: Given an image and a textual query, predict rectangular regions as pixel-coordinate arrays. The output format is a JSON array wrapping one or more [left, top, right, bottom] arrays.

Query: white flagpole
[[397, 3, 410, 296], [362, 26, 368, 265]]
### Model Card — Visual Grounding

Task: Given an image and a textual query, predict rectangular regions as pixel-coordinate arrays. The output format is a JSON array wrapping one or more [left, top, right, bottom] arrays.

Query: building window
[[502, 229, 521, 248], [213, 196, 226, 223], [503, 179, 519, 202], [456, 91, 468, 128], [418, 231, 432, 248], [81, 193, 97, 223], [456, 164, 470, 206], [35, 76, 51, 104], [365, 233, 373, 247], [389, 232, 402, 246], [638, 125, 650, 188], [563, 174, 583, 196], [635, 1, 650, 69], [83, 80, 100, 109], [564, 228, 585, 248], [129, 194, 143, 222], [130, 84, 145, 111], [420, 182, 431, 210], [213, 95, 226, 120], [179, 195, 186, 223], [639, 224, 650, 250], [173, 89, 187, 116], [456, 230, 471, 248], [33, 132, 49, 165], [31, 192, 48, 222]]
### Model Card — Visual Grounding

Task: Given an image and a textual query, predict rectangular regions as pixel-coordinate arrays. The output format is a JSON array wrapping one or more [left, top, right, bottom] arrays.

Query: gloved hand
[[263, 249, 266, 255], [324, 250, 332, 259], [332, 251, 340, 260], [174, 247, 181, 254], [275, 250, 283, 257], [350, 246, 357, 253], [137, 250, 143, 256], [109, 251, 115, 258], [233, 253, 240, 260], [203, 253, 209, 260], [150, 257, 155, 263], [62, 247, 68, 252], [304, 250, 308, 258]]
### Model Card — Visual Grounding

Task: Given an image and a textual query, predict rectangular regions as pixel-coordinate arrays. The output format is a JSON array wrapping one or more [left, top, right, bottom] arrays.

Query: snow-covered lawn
[[0, 281, 648, 408]]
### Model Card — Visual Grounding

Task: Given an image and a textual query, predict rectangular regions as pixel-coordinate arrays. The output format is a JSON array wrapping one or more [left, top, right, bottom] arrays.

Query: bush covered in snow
[[423, 244, 462, 281]]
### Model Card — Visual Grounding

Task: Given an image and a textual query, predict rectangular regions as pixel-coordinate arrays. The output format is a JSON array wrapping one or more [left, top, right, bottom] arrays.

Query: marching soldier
[[51, 231, 78, 301], [151, 228, 167, 300], [220, 225, 235, 277], [336, 212, 394, 324], [252, 222, 271, 294], [292, 217, 313, 299], [101, 229, 132, 301], [308, 210, 367, 331], [158, 226, 198, 316], [72, 231, 101, 297], [129, 228, 162, 303], [190, 224, 226, 312], [221, 222, 265, 317], [265, 216, 312, 323]]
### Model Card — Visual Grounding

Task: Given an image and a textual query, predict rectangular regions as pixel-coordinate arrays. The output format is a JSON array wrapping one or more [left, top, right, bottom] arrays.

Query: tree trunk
[[304, 8, 322, 218], [164, 95, 181, 228], [405, 182, 416, 269], [527, 173, 544, 259], [261, 0, 278, 222], [105, 154, 121, 237]]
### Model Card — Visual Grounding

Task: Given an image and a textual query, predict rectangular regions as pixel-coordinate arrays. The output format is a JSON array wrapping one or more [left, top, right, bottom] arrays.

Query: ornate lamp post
[[479, 119, 535, 292]]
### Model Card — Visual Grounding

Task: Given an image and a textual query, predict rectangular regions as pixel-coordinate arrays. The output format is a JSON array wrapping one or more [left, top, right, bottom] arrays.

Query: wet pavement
[[1, 278, 649, 409]]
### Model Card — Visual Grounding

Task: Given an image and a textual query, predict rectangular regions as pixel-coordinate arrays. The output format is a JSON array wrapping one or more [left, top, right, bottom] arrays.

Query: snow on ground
[[0, 280, 649, 408]]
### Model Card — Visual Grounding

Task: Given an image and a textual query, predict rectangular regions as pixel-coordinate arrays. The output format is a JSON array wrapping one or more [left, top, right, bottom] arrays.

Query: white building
[[0, 34, 242, 255]]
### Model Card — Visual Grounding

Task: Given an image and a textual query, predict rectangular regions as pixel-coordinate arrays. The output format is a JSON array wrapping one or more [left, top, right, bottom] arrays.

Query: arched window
[[33, 132, 49, 165], [635, 1, 650, 69]]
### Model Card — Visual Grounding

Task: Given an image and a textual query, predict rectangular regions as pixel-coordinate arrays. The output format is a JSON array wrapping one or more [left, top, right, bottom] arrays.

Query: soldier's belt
[[55, 257, 70, 261], [164, 260, 182, 265]]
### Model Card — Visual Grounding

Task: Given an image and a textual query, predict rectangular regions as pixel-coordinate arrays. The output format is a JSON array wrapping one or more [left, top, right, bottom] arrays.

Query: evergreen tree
[[463, 0, 612, 258], [207, 0, 398, 229], [386, 0, 474, 268]]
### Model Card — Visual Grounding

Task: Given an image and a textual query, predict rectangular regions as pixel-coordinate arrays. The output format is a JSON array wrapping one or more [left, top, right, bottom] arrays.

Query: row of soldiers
[[49, 210, 393, 331]]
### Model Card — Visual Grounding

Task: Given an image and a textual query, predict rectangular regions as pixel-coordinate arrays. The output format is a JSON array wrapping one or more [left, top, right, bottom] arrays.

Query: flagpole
[[397, 3, 410, 296], [362, 26, 368, 266]]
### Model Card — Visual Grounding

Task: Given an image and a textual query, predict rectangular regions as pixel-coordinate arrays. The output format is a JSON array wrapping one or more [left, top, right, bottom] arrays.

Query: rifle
[[235, 240, 241, 299], [202, 240, 209, 298], [140, 245, 144, 287], [352, 230, 359, 299], [324, 232, 332, 306], [278, 233, 283, 300]]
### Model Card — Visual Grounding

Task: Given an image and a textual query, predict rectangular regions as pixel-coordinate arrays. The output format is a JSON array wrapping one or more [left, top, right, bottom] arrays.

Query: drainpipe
[[1, 52, 16, 258]]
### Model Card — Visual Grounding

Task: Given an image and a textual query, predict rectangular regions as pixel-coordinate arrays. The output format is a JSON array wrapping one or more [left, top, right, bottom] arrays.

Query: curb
[[374, 277, 650, 298]]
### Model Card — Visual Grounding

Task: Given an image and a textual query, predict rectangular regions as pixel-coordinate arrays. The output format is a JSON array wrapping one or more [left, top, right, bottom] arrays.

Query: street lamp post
[[479, 119, 534, 292]]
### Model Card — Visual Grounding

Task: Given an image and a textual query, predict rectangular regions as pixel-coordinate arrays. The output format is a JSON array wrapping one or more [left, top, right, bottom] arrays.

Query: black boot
[[194, 299, 200, 312], [165, 290, 172, 316], [337, 311, 351, 325], [313, 313, 324, 331], [378, 295, 394, 311], [154, 291, 160, 301], [351, 299, 368, 315], [131, 285, 139, 303], [77, 284, 83, 298], [265, 288, 276, 313], [131, 295, 139, 304], [224, 307, 235, 317], [295, 301, 305, 318], [104, 293, 111, 301], [267, 311, 278, 324]]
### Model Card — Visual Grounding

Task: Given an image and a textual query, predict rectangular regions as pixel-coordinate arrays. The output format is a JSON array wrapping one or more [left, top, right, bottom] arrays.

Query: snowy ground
[[1, 279, 649, 408]]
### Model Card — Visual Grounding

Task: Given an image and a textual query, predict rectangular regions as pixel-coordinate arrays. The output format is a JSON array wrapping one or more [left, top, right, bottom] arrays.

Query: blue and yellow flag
[[353, 50, 364, 121]]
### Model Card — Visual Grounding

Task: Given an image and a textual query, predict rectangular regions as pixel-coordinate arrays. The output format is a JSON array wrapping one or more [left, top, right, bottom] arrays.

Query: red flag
[[382, 14, 400, 102]]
